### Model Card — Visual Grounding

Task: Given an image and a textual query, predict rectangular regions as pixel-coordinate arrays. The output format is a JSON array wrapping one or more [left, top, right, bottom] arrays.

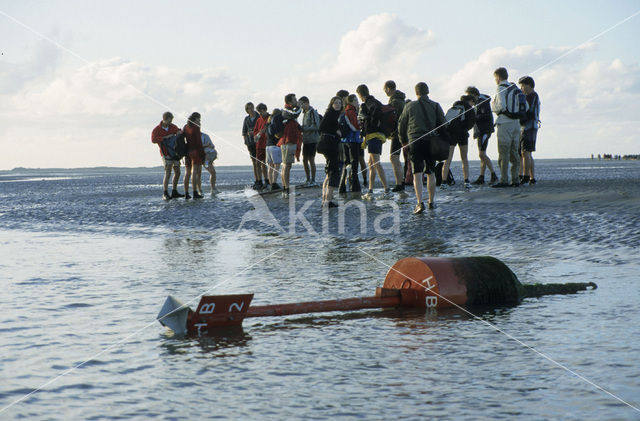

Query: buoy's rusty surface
[[383, 256, 522, 309], [157, 256, 596, 336]]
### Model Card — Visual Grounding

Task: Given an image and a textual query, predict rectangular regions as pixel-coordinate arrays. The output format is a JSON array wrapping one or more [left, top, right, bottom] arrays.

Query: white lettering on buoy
[[229, 302, 244, 312], [426, 296, 438, 308], [194, 322, 208, 336], [199, 303, 216, 314], [422, 276, 435, 290]]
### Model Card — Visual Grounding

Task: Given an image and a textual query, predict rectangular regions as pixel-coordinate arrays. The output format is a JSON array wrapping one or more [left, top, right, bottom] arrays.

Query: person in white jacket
[[491, 67, 521, 187], [201, 132, 218, 194]]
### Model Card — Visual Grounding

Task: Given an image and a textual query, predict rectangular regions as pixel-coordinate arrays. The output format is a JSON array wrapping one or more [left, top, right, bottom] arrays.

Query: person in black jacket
[[356, 84, 390, 199], [318, 96, 344, 208], [466, 87, 498, 185], [441, 95, 476, 189]]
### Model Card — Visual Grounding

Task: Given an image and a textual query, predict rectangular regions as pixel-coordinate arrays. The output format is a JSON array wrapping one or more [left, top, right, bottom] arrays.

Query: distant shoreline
[[4, 157, 638, 173]]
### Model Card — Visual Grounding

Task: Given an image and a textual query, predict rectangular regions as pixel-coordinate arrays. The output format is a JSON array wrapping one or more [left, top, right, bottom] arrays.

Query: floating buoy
[[157, 256, 597, 335]]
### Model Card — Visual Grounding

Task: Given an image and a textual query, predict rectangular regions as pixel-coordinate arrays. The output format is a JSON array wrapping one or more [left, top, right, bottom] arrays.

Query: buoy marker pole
[[178, 288, 427, 335]]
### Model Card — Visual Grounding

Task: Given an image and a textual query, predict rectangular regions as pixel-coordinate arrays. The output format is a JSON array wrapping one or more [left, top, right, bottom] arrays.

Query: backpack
[[267, 113, 284, 139], [434, 161, 455, 187], [162, 132, 187, 160], [378, 104, 397, 137], [503, 83, 529, 121], [338, 113, 351, 137], [445, 103, 466, 130]]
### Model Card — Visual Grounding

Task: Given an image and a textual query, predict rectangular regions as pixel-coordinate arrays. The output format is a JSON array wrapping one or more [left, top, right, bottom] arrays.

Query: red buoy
[[383, 256, 522, 308], [157, 256, 594, 335]]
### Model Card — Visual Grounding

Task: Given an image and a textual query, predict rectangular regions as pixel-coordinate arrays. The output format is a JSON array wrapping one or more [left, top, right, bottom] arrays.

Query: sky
[[1, 0, 639, 170]]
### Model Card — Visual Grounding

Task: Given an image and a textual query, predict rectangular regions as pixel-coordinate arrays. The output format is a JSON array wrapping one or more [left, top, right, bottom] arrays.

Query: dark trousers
[[319, 134, 341, 188], [339, 142, 361, 192]]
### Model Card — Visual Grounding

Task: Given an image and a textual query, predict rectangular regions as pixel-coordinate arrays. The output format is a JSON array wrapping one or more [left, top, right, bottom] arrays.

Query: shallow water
[[1, 159, 639, 420]]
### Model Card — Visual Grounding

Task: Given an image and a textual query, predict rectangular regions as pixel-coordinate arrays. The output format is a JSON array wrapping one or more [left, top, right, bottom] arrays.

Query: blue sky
[[1, 1, 639, 169]]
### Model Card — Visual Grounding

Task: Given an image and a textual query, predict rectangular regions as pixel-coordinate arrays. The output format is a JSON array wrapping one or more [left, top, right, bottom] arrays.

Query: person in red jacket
[[252, 103, 270, 190], [183, 112, 205, 199], [151, 111, 183, 200], [277, 93, 302, 196]]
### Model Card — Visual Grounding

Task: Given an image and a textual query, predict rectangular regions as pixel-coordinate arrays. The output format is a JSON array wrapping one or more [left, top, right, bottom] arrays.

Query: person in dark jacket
[[356, 84, 390, 199], [318, 96, 343, 208], [518, 76, 540, 185], [183, 112, 205, 199], [441, 95, 476, 189], [466, 87, 498, 185], [384, 80, 407, 192], [242, 102, 261, 189], [398, 82, 451, 213]]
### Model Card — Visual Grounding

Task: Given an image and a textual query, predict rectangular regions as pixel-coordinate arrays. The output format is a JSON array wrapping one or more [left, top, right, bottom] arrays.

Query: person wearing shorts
[[183, 112, 205, 199], [151, 111, 183, 200], [518, 76, 540, 185], [265, 109, 283, 190], [384, 80, 407, 192], [466, 86, 498, 185], [277, 94, 302, 196], [201, 132, 217, 193], [356, 84, 389, 199], [398, 82, 451, 213], [441, 95, 475, 189]]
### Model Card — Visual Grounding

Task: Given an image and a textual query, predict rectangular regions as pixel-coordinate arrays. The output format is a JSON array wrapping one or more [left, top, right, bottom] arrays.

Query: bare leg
[[260, 161, 268, 183], [425, 173, 435, 205], [206, 164, 216, 192], [372, 154, 388, 189], [413, 172, 423, 204], [442, 146, 455, 182], [162, 164, 171, 192], [368, 155, 376, 191], [184, 165, 192, 195], [193, 164, 202, 194], [303, 157, 310, 182], [172, 165, 181, 191], [390, 153, 403, 186], [282, 163, 291, 189], [459, 144, 469, 181], [310, 157, 316, 182]]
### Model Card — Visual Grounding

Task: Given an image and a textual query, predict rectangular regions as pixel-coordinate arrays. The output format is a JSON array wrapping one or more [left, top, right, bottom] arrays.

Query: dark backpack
[[445, 103, 466, 131], [162, 132, 187, 160], [338, 113, 351, 137], [434, 161, 455, 186], [378, 104, 397, 137], [503, 84, 529, 121], [267, 113, 284, 139]]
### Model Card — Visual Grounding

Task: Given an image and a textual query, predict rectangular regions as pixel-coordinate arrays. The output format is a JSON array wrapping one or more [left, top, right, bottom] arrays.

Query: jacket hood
[[391, 90, 406, 101]]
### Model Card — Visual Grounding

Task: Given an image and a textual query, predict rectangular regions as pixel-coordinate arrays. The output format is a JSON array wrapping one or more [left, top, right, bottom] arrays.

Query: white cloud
[[282, 13, 435, 103], [1, 14, 639, 170]]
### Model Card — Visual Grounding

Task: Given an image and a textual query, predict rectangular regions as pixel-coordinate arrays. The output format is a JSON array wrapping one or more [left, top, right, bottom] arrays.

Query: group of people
[[151, 111, 217, 200], [150, 66, 540, 212], [241, 66, 540, 212]]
